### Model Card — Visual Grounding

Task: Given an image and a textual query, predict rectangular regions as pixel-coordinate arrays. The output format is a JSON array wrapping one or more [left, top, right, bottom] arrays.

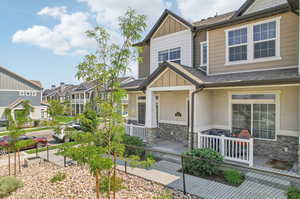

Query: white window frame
[[225, 17, 281, 66], [158, 47, 181, 64], [200, 41, 208, 66], [228, 91, 280, 141]]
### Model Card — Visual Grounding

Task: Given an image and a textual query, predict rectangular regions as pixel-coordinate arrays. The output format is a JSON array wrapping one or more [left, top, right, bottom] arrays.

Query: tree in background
[[47, 100, 64, 121], [62, 100, 72, 116], [79, 103, 98, 133], [63, 8, 147, 199]]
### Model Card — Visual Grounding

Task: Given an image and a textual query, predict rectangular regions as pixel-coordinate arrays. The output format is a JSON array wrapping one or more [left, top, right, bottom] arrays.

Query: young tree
[[47, 100, 64, 121], [79, 103, 98, 133], [73, 8, 146, 199]]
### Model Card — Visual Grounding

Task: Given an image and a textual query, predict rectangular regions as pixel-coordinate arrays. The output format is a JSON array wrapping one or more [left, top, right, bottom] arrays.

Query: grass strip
[[24, 142, 77, 154], [0, 127, 53, 137]]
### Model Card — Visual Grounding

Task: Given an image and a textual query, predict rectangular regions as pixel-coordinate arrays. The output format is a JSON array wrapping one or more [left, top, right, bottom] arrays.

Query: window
[[158, 47, 181, 64], [231, 93, 277, 140], [200, 42, 207, 66], [253, 21, 276, 58], [226, 18, 280, 65], [228, 28, 248, 62]]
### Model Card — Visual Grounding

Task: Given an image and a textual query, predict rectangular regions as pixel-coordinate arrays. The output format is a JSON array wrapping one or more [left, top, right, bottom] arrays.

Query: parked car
[[53, 123, 81, 143], [0, 135, 47, 151]]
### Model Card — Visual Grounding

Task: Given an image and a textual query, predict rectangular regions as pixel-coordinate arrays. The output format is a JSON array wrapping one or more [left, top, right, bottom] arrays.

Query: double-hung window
[[228, 28, 248, 62], [226, 17, 280, 65], [200, 42, 208, 66], [158, 47, 181, 64], [253, 21, 276, 58], [231, 93, 277, 140]]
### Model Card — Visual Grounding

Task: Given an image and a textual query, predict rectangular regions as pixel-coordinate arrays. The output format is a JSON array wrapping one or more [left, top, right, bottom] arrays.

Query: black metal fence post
[[181, 155, 187, 195], [64, 156, 66, 167], [125, 160, 127, 174]]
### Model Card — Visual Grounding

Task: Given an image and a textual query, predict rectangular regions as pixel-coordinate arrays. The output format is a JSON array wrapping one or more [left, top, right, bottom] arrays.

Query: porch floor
[[150, 140, 188, 155]]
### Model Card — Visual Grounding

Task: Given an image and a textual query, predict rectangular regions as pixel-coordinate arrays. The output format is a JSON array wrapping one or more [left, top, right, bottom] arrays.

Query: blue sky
[[1, 0, 243, 88]]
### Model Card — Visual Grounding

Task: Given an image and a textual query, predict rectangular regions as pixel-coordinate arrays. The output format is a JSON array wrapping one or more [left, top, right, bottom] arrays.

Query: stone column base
[[188, 132, 198, 150], [146, 128, 157, 146]]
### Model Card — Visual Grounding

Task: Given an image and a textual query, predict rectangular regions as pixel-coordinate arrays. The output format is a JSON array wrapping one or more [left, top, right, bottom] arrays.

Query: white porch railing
[[125, 124, 148, 142], [198, 133, 254, 167]]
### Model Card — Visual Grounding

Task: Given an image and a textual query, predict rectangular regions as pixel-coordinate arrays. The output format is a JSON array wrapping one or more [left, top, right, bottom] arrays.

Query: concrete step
[[151, 151, 181, 164], [246, 172, 291, 190]]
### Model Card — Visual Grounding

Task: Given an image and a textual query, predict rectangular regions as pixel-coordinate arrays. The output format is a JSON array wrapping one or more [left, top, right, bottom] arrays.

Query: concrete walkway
[[37, 149, 287, 199]]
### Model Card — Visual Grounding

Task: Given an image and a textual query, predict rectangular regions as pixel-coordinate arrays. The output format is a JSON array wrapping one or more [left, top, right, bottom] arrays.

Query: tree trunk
[[8, 149, 11, 176], [113, 152, 117, 199], [14, 151, 17, 176], [95, 170, 100, 199], [18, 150, 21, 173]]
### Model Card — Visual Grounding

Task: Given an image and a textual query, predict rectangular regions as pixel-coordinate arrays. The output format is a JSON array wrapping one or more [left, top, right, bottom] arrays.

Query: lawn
[[0, 127, 53, 137], [55, 116, 75, 124]]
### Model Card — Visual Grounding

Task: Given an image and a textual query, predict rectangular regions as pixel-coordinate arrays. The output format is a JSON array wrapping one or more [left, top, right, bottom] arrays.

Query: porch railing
[[197, 133, 254, 167], [125, 124, 148, 142]]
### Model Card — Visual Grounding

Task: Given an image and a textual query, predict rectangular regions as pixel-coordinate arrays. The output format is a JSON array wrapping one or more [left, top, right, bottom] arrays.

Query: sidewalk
[[37, 149, 287, 199]]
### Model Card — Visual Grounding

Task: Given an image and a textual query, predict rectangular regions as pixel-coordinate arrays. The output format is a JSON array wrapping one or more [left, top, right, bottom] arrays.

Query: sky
[[0, 0, 244, 88]]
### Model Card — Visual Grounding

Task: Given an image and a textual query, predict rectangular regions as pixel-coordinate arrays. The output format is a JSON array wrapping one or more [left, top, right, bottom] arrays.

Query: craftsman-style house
[[122, 0, 300, 171]]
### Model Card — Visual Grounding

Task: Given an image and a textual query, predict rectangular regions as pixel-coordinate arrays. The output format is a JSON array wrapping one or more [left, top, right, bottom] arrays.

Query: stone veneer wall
[[254, 135, 299, 162], [157, 123, 189, 146]]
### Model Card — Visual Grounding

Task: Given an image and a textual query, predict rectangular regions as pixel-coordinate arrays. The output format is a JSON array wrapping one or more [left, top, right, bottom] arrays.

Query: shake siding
[[208, 12, 299, 74], [194, 31, 207, 67]]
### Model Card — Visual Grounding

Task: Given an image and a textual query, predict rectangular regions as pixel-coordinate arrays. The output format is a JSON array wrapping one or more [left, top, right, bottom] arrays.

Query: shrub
[[224, 169, 244, 185], [0, 176, 23, 198], [286, 187, 300, 199], [183, 148, 223, 176], [152, 191, 173, 199], [50, 172, 66, 183], [33, 120, 41, 127], [100, 176, 124, 195], [122, 135, 146, 157]]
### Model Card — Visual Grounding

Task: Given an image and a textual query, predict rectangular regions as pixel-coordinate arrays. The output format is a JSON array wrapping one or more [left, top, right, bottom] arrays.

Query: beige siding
[[208, 12, 299, 74], [194, 31, 207, 67], [138, 44, 150, 78], [198, 86, 299, 136], [158, 91, 188, 123], [153, 15, 188, 39], [150, 68, 191, 88], [244, 0, 287, 15]]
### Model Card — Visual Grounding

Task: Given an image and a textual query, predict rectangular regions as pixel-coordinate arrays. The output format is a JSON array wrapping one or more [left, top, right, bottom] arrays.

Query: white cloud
[[78, 0, 172, 29], [12, 7, 94, 55], [177, 0, 243, 22], [37, 6, 67, 17]]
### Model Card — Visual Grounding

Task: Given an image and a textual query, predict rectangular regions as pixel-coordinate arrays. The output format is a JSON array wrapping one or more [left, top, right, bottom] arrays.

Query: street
[[25, 129, 56, 144]]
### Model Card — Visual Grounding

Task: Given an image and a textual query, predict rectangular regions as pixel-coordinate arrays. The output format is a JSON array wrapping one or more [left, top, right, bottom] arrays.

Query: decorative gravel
[[0, 161, 200, 199]]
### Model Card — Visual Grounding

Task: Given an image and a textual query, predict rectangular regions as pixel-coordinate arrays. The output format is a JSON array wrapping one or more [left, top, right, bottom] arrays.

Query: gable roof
[[0, 66, 43, 89], [134, 9, 193, 46]]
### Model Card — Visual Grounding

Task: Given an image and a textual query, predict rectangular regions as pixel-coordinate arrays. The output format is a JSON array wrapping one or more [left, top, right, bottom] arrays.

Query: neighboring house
[[43, 77, 134, 116], [123, 0, 300, 170], [0, 66, 43, 122]]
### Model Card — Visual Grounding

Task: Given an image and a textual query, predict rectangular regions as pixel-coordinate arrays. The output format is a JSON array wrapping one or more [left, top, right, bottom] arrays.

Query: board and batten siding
[[150, 68, 192, 88], [0, 69, 40, 90], [208, 12, 299, 74], [244, 0, 287, 15], [150, 29, 193, 73]]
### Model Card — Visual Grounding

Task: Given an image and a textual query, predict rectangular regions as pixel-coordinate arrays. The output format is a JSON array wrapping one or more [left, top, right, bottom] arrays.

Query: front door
[[138, 102, 146, 124]]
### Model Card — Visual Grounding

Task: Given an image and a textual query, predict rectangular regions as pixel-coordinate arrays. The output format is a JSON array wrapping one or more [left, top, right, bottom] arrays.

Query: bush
[[50, 172, 66, 183], [122, 135, 146, 157], [100, 176, 124, 195], [152, 191, 173, 199], [33, 120, 40, 127], [224, 169, 244, 185], [0, 176, 23, 198], [183, 148, 223, 176], [286, 187, 300, 199]]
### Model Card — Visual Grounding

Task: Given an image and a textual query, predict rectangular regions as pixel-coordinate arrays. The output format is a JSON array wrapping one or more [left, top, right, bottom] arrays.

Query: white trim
[[147, 68, 170, 88], [225, 17, 281, 66], [200, 41, 208, 67], [148, 85, 195, 91], [159, 120, 187, 125], [228, 90, 281, 141], [151, 29, 191, 42], [207, 65, 298, 76], [204, 83, 300, 90], [0, 89, 40, 92], [278, 130, 299, 137]]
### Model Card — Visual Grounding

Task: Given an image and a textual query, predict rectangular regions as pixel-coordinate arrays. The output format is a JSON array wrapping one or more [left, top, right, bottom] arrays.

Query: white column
[[145, 89, 157, 128]]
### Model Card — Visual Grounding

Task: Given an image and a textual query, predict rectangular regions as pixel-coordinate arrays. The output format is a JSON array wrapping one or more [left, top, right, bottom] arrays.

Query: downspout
[[190, 86, 204, 150]]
